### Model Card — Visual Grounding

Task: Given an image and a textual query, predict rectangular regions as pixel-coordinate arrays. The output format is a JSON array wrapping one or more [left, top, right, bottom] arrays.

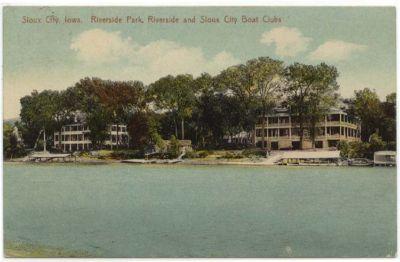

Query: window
[[315, 141, 323, 148], [271, 142, 279, 150], [328, 140, 339, 147], [258, 117, 266, 124], [54, 135, 58, 141], [331, 127, 340, 135], [268, 129, 278, 137], [269, 117, 278, 124], [328, 114, 340, 121], [279, 128, 289, 137], [292, 141, 300, 149], [279, 117, 289, 124]]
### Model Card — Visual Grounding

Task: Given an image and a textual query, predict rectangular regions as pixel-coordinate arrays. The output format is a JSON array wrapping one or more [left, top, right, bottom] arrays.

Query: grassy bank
[[4, 240, 94, 258]]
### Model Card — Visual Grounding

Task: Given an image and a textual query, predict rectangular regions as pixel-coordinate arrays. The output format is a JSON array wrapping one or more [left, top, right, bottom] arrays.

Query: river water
[[3, 163, 396, 257]]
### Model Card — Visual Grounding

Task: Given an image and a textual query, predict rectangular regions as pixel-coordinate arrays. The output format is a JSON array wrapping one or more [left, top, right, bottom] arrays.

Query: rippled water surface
[[4, 163, 396, 257]]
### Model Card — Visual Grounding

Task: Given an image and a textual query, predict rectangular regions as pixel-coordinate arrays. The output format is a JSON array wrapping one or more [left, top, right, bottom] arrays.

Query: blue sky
[[3, 6, 396, 119]]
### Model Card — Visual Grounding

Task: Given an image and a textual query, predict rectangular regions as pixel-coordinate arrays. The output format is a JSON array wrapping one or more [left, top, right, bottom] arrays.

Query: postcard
[[2, 6, 396, 258]]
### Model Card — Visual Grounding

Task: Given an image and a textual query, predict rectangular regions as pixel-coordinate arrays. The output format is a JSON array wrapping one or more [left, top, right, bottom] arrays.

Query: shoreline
[[4, 158, 275, 166], [4, 240, 94, 258], [4, 158, 382, 167], [5, 149, 388, 167]]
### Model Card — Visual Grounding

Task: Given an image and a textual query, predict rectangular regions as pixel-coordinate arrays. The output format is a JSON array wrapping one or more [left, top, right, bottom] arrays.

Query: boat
[[348, 158, 373, 167]]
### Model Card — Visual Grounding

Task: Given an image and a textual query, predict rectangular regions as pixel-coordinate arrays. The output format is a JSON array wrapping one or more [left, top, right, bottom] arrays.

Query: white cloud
[[70, 29, 240, 83], [260, 27, 312, 57], [309, 40, 367, 62], [206, 51, 239, 74], [70, 29, 136, 64]]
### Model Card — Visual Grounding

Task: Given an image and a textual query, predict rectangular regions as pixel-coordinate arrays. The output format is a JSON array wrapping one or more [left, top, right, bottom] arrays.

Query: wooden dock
[[28, 152, 73, 162]]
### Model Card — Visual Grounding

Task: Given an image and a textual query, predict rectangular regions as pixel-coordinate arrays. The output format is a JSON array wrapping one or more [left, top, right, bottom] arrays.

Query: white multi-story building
[[255, 107, 361, 150], [105, 124, 129, 148], [54, 123, 129, 152], [53, 112, 129, 152]]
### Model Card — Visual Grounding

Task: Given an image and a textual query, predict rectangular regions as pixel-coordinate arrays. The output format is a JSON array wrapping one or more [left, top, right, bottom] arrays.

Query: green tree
[[246, 57, 284, 149], [19, 90, 61, 150], [191, 73, 214, 147], [128, 111, 162, 150], [53, 88, 80, 149], [306, 64, 339, 148], [148, 74, 195, 140], [353, 88, 383, 142], [283, 63, 339, 149], [191, 73, 239, 148], [86, 107, 112, 149], [366, 132, 386, 159], [75, 77, 146, 149], [215, 64, 259, 144], [380, 92, 396, 144], [73, 78, 112, 149], [3, 123, 25, 159]]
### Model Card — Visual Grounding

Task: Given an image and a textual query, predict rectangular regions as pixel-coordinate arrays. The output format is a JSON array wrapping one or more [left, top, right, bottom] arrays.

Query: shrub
[[168, 135, 180, 158], [348, 141, 369, 159], [110, 150, 144, 160], [147, 152, 175, 160], [183, 151, 199, 159], [198, 150, 213, 158], [337, 141, 349, 158], [242, 148, 266, 157], [182, 150, 212, 159], [78, 151, 91, 158], [367, 133, 386, 158], [219, 151, 243, 159]]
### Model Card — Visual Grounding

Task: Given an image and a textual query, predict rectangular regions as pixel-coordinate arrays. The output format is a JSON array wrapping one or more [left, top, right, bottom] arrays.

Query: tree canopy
[[13, 57, 395, 156]]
